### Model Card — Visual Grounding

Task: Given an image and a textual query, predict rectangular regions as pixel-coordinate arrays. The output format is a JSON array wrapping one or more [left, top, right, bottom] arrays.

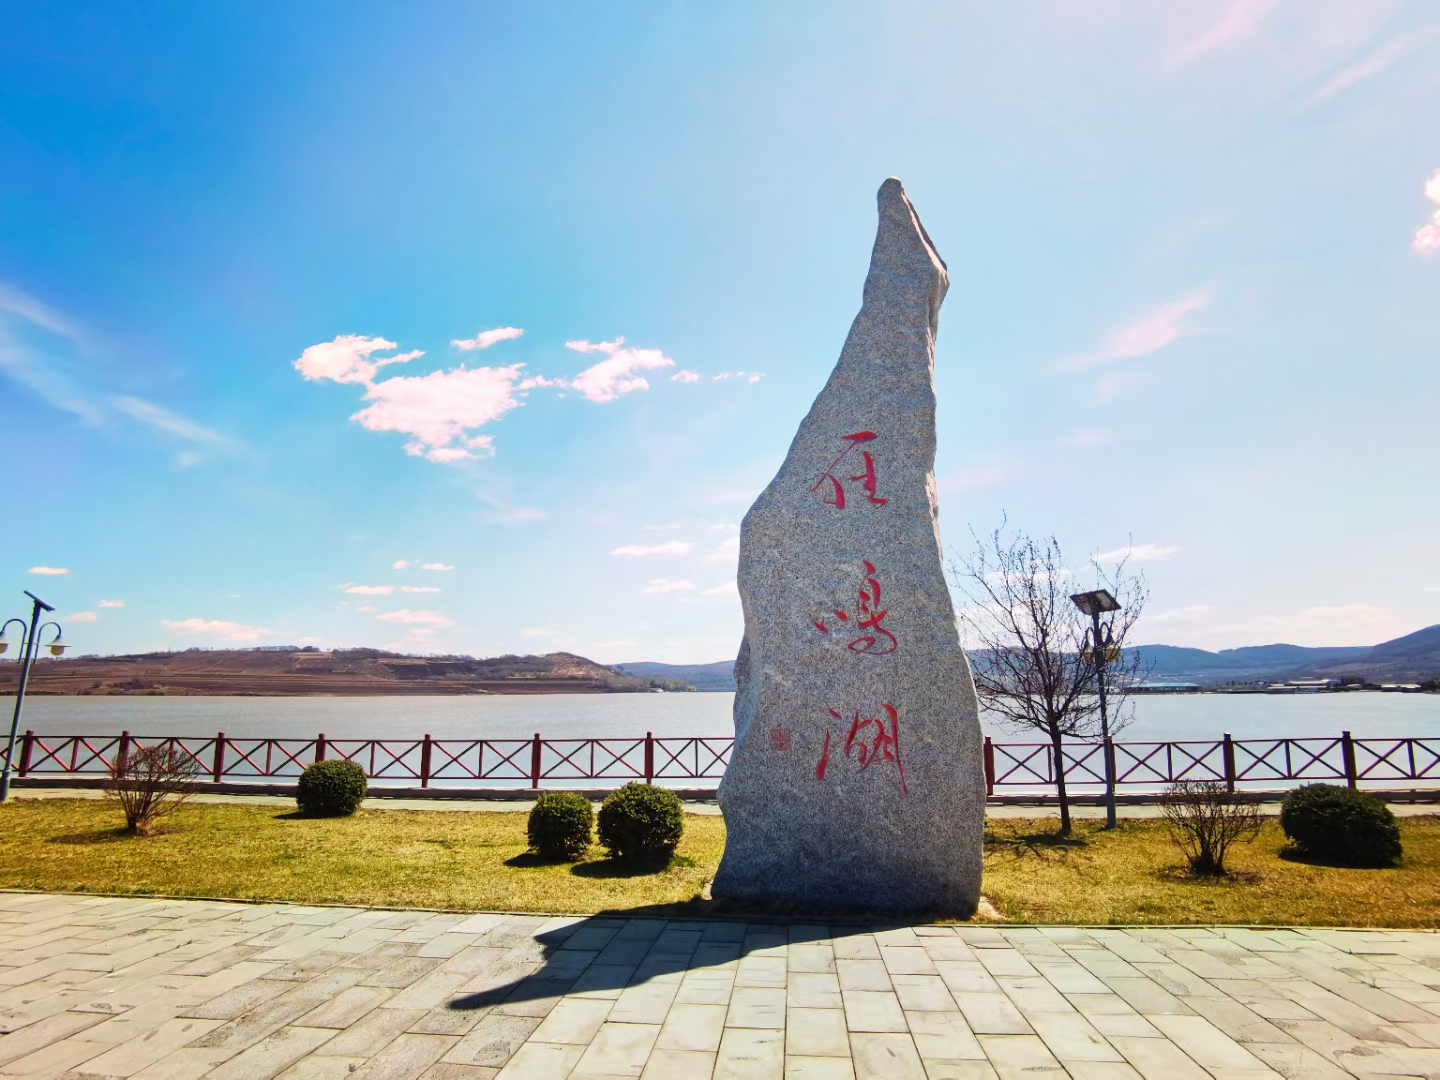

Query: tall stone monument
[[712, 178, 984, 914]]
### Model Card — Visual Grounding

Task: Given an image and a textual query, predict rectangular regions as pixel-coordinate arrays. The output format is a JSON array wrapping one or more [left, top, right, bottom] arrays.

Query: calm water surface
[[4, 691, 1436, 744]]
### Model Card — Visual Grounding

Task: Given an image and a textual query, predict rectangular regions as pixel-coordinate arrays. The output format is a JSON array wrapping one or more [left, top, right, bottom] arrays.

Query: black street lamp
[[1070, 588, 1121, 829], [1, 591, 67, 802]]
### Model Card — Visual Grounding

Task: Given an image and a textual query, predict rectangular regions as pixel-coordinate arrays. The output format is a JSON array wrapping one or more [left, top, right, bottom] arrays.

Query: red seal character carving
[[810, 431, 888, 509], [814, 703, 906, 793], [768, 728, 792, 752]]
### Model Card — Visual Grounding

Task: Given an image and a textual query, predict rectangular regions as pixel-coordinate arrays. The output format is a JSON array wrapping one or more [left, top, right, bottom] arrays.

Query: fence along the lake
[[6, 729, 1439, 794]]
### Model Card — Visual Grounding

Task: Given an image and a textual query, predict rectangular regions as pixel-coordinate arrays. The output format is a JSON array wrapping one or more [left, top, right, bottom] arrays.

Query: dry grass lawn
[[0, 798, 1436, 926]]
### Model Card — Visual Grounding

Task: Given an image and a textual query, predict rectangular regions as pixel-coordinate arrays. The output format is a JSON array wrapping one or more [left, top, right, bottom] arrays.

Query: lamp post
[[1, 592, 67, 802], [1070, 588, 1121, 829]]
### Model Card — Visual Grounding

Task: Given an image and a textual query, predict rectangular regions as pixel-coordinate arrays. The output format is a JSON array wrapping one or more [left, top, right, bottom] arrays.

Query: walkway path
[[0, 893, 1437, 1080]]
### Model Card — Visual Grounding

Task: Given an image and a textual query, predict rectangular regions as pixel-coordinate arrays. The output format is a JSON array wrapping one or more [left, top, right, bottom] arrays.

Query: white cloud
[[706, 536, 741, 563], [1167, 0, 1278, 70], [1060, 293, 1209, 370], [343, 585, 396, 595], [1301, 32, 1434, 109], [422, 562, 454, 571], [1095, 543, 1181, 564], [393, 560, 410, 570], [63, 611, 98, 623], [712, 371, 764, 383], [401, 585, 441, 593], [1423, 586, 1440, 593], [96, 600, 125, 608], [1413, 169, 1440, 255], [642, 578, 696, 594], [452, 327, 523, 351], [163, 617, 273, 642], [28, 566, 68, 575], [294, 335, 422, 384], [699, 581, 739, 600], [671, 370, 700, 383], [375, 609, 455, 626], [612, 541, 695, 557], [566, 338, 676, 403]]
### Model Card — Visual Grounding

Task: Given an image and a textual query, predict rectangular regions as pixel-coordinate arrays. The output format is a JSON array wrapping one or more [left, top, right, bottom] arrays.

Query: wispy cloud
[[1060, 293, 1209, 370], [712, 371, 763, 383], [342, 584, 395, 595], [63, 611, 99, 623], [1095, 543, 1180, 563], [402, 585, 441, 593], [1300, 31, 1435, 109], [422, 562, 454, 571], [294, 335, 423, 384], [612, 541, 695, 557], [1167, 0, 1278, 70], [1414, 169, 1440, 254], [163, 617, 274, 642], [705, 536, 740, 563], [96, 600, 125, 608], [393, 560, 411, 570], [28, 566, 68, 575], [566, 338, 676, 403], [451, 327, 523, 351], [375, 609, 455, 626], [642, 578, 695, 594], [670, 370, 700, 383], [112, 396, 243, 464]]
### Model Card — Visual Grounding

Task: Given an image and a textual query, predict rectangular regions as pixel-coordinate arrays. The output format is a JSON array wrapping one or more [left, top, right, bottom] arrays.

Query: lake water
[[4, 691, 1436, 745]]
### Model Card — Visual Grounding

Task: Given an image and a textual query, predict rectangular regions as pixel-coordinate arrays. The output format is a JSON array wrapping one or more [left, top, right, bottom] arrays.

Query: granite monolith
[[711, 177, 984, 914]]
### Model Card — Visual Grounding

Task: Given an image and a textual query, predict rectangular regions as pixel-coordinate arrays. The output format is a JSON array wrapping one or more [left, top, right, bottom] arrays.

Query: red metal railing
[[4, 728, 1437, 792]]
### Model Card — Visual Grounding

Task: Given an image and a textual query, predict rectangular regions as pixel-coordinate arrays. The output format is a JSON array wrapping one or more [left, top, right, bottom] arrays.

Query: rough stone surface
[[712, 177, 985, 914]]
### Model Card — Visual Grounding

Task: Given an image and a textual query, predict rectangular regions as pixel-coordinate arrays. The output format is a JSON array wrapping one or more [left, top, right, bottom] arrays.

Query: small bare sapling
[[1161, 780, 1261, 876], [105, 742, 202, 835]]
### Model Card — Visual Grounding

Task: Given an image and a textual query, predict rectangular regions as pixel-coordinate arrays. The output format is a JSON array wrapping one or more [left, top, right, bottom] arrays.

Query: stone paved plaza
[[0, 893, 1437, 1080]]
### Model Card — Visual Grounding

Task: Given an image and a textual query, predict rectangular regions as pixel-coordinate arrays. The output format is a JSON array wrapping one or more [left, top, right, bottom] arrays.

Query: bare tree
[[950, 526, 1147, 835], [1161, 781, 1261, 876], [105, 742, 201, 835]]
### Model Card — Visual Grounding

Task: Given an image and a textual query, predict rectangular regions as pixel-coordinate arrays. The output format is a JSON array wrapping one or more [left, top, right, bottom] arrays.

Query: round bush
[[597, 783, 684, 864], [528, 792, 595, 861], [1280, 783, 1402, 867], [296, 759, 367, 816]]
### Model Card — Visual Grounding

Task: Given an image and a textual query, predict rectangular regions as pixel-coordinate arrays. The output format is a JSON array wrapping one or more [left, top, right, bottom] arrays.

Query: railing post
[[1341, 729, 1358, 789], [420, 734, 433, 789], [315, 733, 327, 763], [644, 732, 654, 784], [212, 732, 226, 783], [116, 730, 131, 775], [530, 733, 542, 789], [18, 731, 34, 777], [1222, 732, 1236, 795], [983, 736, 995, 796]]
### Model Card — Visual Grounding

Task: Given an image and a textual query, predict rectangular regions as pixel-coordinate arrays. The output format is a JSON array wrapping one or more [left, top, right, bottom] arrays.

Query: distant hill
[[6, 648, 655, 696], [620, 624, 1440, 691], [616, 661, 736, 692]]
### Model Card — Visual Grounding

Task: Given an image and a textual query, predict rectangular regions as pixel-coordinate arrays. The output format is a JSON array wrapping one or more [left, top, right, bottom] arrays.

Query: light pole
[[1, 592, 67, 802], [1070, 588, 1121, 829]]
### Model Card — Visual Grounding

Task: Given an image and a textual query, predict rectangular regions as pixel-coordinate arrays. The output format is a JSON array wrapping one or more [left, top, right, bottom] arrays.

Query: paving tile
[[784, 1054, 855, 1079], [1184, 996, 1296, 1044], [277, 1055, 372, 1079], [787, 973, 842, 1011], [529, 997, 614, 1045], [491, 1039, 584, 1080], [913, 1062, 997, 1080], [409, 1004, 488, 1036], [442, 1014, 542, 1069], [952, 993, 1032, 1035], [207, 1024, 338, 1080], [0, 1010, 109, 1067], [130, 1044, 238, 1080], [849, 1032, 929, 1080], [974, 1034, 1066, 1080], [325, 1008, 430, 1057], [1100, 978, 1191, 1016], [298, 984, 397, 1028], [352, 1032, 460, 1080], [1109, 1035, 1211, 1080], [643, 1047, 715, 1079], [657, 1003, 727, 1052], [906, 1011, 985, 1061], [881, 948, 938, 977], [1245, 1041, 1354, 1080], [788, 946, 836, 974], [974, 952, 1039, 979], [609, 980, 681, 1025], [571, 1020, 661, 1078], [786, 1008, 850, 1058], [728, 987, 787, 1030], [841, 991, 908, 1033], [1028, 1011, 1125, 1063], [835, 961, 890, 993], [715, 1027, 783, 1080], [891, 974, 956, 1012], [934, 962, 1000, 995], [74, 1016, 225, 1076]]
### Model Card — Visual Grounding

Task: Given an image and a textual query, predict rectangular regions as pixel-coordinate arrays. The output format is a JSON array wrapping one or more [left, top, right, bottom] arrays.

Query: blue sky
[[2, 1, 1438, 663]]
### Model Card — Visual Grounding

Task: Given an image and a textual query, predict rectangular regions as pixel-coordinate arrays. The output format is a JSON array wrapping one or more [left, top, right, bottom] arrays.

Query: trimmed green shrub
[[296, 759, 367, 817], [597, 782, 684, 864], [1280, 783, 1402, 867], [527, 792, 594, 861]]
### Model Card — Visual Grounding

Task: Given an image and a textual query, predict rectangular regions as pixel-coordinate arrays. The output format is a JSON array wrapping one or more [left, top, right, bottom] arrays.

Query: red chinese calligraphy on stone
[[812, 561, 897, 654], [815, 703, 906, 793], [809, 431, 888, 509]]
